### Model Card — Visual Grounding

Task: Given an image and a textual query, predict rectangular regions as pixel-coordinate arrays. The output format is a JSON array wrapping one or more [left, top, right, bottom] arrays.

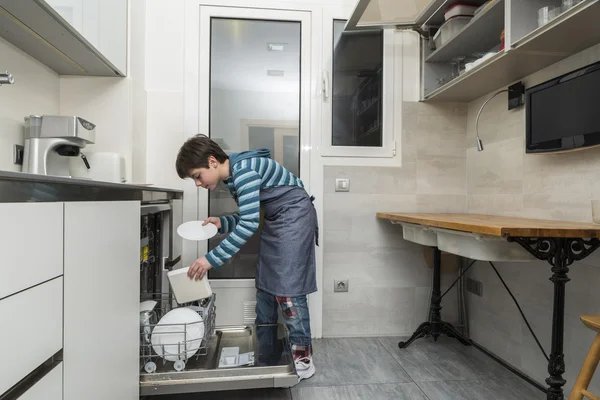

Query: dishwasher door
[[139, 323, 298, 395]]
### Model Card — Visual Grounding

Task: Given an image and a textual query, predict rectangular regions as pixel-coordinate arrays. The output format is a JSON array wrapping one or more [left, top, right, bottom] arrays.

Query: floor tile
[[291, 382, 429, 400], [155, 388, 291, 400], [416, 378, 546, 400], [378, 336, 514, 382], [299, 338, 412, 387]]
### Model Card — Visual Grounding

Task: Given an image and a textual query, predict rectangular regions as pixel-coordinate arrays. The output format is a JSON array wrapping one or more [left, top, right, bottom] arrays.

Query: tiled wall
[[465, 43, 600, 393], [322, 101, 468, 337]]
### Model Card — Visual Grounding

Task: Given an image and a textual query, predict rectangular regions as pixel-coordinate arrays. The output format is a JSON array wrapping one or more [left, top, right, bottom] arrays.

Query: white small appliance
[[69, 151, 126, 183]]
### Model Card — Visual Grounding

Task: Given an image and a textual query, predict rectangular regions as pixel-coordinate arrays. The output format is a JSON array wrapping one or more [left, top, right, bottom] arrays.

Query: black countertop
[[0, 170, 183, 203]]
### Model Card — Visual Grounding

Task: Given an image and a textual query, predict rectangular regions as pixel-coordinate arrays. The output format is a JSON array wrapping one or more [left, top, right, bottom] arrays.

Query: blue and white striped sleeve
[[218, 213, 240, 234], [206, 167, 261, 268]]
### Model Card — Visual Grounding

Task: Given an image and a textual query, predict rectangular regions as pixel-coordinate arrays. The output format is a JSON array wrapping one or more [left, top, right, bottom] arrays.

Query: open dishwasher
[[139, 204, 298, 396]]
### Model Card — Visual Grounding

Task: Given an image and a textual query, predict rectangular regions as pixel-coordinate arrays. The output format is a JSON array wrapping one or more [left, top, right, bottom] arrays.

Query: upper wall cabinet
[[345, 0, 447, 30], [346, 0, 600, 102], [0, 0, 127, 76]]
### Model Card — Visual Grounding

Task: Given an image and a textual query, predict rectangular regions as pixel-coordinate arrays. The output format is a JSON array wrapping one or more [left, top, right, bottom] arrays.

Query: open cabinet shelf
[[423, 0, 600, 102], [512, 0, 600, 55], [426, 0, 505, 63]]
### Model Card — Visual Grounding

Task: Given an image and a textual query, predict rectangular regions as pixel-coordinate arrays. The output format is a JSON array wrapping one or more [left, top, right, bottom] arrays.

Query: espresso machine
[[22, 115, 96, 177]]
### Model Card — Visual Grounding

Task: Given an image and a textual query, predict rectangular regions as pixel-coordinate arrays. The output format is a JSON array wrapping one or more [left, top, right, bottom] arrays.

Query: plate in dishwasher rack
[[151, 307, 204, 362], [177, 221, 218, 241]]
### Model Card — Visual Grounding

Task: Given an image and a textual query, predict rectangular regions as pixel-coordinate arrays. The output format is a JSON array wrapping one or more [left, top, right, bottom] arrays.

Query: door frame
[[183, 2, 323, 336]]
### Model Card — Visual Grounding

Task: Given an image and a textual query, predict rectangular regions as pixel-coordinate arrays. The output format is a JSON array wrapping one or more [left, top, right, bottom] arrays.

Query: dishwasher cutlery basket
[[140, 293, 216, 373]]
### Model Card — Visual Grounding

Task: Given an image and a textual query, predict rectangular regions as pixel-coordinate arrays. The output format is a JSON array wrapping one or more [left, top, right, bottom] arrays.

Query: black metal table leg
[[399, 247, 471, 349], [546, 238, 569, 400], [509, 236, 600, 400]]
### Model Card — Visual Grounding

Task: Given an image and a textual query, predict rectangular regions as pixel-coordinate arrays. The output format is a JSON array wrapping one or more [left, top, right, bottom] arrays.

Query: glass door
[[208, 17, 302, 279], [195, 6, 311, 325]]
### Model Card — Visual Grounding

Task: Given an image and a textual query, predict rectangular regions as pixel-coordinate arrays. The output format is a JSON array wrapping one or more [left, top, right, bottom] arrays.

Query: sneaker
[[294, 356, 315, 383]]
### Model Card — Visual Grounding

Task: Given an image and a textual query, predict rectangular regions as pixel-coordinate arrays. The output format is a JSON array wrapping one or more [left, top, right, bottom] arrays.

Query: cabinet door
[[0, 278, 63, 395], [44, 0, 127, 74], [0, 202, 63, 299], [19, 362, 63, 400], [346, 0, 440, 31], [63, 201, 140, 400]]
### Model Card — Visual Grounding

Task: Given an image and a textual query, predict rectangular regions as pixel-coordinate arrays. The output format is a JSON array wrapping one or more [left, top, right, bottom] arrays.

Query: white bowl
[[151, 307, 204, 362]]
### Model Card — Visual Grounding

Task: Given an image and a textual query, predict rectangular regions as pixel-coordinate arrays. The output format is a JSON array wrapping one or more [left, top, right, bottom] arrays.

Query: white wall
[[59, 77, 133, 183], [0, 38, 60, 172], [141, 0, 186, 191], [130, 0, 147, 184]]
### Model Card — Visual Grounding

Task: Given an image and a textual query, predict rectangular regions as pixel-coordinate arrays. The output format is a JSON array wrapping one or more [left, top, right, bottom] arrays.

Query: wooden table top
[[376, 213, 600, 238]]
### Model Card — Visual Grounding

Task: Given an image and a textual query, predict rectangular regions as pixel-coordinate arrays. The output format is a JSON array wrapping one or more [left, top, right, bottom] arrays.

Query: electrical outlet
[[335, 178, 350, 192], [13, 144, 24, 165], [334, 279, 349, 292], [467, 278, 483, 297]]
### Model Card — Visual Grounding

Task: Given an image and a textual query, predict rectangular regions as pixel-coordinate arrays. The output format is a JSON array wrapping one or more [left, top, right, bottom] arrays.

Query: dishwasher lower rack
[[140, 293, 216, 373], [140, 323, 299, 396]]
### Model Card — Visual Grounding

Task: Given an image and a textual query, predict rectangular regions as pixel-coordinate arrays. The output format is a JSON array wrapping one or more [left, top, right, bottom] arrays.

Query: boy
[[175, 134, 317, 383]]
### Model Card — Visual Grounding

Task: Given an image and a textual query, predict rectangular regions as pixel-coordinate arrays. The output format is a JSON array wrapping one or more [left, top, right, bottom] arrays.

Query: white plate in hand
[[177, 221, 218, 241]]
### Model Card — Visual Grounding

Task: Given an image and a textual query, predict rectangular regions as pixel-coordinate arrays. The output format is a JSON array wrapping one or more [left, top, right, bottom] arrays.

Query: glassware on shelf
[[538, 5, 561, 27], [562, 0, 583, 12], [451, 56, 466, 77]]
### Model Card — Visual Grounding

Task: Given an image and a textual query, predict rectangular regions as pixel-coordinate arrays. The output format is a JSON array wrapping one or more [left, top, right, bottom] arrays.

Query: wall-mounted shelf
[[424, 0, 600, 102], [512, 0, 600, 55], [426, 0, 505, 64]]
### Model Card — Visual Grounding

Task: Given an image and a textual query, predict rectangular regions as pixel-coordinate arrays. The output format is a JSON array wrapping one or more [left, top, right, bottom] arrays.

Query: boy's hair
[[175, 134, 228, 178]]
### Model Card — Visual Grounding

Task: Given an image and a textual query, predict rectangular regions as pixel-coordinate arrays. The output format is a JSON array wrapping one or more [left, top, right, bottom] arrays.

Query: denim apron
[[255, 186, 318, 297]]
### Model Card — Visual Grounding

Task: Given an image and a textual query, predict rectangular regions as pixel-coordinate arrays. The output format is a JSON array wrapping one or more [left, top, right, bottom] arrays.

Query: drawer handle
[[0, 351, 62, 399]]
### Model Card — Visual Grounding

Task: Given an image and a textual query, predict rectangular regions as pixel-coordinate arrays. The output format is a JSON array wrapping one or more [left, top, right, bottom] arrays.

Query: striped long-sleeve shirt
[[205, 149, 304, 268]]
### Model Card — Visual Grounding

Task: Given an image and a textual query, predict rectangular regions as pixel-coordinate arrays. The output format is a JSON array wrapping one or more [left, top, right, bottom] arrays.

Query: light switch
[[335, 178, 350, 192]]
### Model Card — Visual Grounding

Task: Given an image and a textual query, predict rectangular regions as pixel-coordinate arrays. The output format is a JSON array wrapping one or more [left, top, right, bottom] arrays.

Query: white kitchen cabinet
[[45, 0, 128, 74], [19, 362, 63, 400], [0, 277, 63, 396], [63, 201, 140, 400], [0, 202, 63, 300], [345, 0, 600, 101], [0, 0, 127, 76]]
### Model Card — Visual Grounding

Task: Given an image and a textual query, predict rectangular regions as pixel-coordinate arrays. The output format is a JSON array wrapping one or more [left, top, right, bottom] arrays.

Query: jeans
[[255, 289, 312, 359]]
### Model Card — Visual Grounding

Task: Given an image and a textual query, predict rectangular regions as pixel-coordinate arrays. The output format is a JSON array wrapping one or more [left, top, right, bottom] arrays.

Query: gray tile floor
[[154, 336, 546, 400]]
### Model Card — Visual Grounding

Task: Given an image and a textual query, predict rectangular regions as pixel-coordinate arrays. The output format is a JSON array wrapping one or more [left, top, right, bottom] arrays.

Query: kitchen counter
[[0, 170, 183, 203], [376, 212, 600, 238]]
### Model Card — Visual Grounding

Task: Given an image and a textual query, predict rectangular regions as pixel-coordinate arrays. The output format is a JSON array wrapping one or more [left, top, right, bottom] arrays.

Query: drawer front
[[0, 202, 63, 299], [0, 278, 63, 395], [18, 362, 63, 400]]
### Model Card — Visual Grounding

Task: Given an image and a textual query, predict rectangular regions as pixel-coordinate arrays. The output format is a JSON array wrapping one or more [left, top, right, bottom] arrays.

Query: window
[[332, 20, 383, 147], [321, 15, 396, 159]]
